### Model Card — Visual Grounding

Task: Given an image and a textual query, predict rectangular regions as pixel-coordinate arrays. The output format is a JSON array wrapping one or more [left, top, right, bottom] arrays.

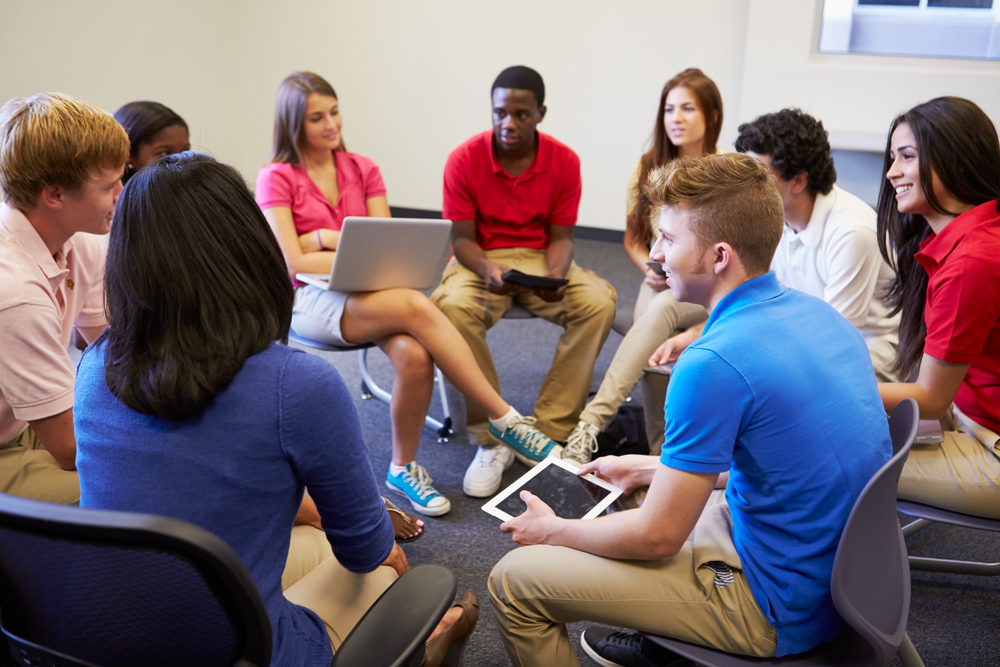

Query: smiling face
[[492, 88, 545, 155], [131, 124, 190, 172], [649, 203, 715, 305], [301, 93, 343, 154], [62, 165, 124, 235], [663, 86, 706, 156], [886, 121, 958, 221]]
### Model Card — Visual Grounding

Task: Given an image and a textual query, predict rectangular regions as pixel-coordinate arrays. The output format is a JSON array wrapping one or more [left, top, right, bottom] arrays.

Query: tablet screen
[[494, 462, 612, 520]]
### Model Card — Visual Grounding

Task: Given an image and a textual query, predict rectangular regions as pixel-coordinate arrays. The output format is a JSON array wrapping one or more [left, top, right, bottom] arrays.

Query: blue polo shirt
[[661, 272, 890, 656]]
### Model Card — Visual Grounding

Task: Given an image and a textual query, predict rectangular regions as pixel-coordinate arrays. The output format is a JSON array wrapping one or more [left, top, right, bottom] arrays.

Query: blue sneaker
[[488, 415, 562, 467], [386, 463, 451, 516]]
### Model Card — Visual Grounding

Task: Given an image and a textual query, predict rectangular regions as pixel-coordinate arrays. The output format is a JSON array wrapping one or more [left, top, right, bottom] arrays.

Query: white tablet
[[482, 457, 623, 522]]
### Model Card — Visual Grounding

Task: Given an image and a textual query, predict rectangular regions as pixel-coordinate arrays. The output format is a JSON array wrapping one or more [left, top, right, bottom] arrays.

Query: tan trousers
[[898, 407, 1000, 519], [0, 426, 79, 504], [865, 332, 901, 383], [581, 282, 707, 450], [431, 248, 617, 442], [488, 502, 776, 667], [282, 525, 399, 651]]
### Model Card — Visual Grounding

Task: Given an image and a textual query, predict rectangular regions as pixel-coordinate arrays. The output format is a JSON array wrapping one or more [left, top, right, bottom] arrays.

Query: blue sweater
[[75, 342, 394, 667]]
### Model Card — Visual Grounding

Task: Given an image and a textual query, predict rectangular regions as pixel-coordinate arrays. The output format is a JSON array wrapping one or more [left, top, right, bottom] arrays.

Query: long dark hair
[[113, 101, 188, 183], [101, 152, 294, 421], [876, 97, 1000, 378], [626, 68, 722, 250], [270, 71, 344, 164]]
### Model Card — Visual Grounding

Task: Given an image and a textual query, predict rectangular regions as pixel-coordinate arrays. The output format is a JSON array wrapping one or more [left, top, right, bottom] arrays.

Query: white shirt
[[771, 185, 899, 339]]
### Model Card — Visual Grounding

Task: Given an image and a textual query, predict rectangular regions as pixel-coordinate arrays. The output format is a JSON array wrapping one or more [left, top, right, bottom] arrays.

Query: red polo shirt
[[915, 200, 1000, 432], [442, 130, 581, 251]]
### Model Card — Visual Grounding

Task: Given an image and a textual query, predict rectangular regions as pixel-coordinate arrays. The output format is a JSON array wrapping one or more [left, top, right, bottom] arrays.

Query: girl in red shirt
[[257, 72, 557, 520], [876, 96, 1000, 518]]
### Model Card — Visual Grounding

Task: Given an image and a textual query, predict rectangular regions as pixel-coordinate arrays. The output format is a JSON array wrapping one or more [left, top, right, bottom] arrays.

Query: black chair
[[640, 398, 924, 667], [0, 494, 456, 667], [287, 330, 454, 441], [330, 564, 456, 667]]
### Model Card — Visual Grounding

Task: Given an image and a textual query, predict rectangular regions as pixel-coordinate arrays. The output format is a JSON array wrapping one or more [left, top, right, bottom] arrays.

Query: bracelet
[[316, 230, 325, 250]]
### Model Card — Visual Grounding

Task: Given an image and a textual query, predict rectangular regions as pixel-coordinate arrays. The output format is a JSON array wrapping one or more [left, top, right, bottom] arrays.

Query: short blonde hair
[[645, 153, 784, 276], [0, 93, 130, 209]]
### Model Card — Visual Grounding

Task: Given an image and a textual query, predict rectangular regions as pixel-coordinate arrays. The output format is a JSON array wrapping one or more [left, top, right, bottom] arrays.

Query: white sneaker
[[562, 421, 601, 465], [463, 445, 515, 497]]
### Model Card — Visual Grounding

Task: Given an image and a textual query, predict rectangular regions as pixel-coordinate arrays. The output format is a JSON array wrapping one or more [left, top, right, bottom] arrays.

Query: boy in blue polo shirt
[[488, 153, 891, 667]]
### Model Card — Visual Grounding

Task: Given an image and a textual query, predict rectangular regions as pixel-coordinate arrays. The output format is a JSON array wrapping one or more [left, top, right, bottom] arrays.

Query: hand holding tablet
[[501, 269, 569, 292], [482, 457, 623, 522]]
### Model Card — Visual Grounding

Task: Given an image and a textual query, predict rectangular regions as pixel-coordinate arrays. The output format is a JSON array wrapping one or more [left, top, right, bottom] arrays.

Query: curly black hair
[[735, 108, 836, 196]]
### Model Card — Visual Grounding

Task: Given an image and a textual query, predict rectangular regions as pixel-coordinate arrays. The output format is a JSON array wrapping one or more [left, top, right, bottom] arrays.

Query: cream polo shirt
[[771, 185, 898, 339], [0, 203, 107, 443]]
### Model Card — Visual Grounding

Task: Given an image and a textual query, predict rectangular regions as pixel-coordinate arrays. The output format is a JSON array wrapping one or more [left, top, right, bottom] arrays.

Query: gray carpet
[[290, 238, 1000, 667]]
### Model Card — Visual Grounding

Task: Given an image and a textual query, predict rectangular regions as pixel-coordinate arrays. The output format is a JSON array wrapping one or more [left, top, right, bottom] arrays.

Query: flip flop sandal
[[384, 496, 424, 543]]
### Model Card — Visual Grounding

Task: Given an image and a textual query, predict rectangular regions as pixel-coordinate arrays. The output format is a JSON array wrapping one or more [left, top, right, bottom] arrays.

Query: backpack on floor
[[595, 403, 648, 458]]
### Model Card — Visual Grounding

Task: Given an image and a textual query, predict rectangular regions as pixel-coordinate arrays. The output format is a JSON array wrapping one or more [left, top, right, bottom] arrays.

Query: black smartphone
[[646, 261, 666, 275]]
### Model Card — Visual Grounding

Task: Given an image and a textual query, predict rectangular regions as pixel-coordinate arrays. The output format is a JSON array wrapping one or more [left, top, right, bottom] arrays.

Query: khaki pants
[[488, 503, 776, 667], [0, 426, 79, 505], [431, 249, 617, 442], [865, 332, 901, 383], [581, 283, 707, 444], [898, 407, 1000, 519], [282, 525, 399, 651]]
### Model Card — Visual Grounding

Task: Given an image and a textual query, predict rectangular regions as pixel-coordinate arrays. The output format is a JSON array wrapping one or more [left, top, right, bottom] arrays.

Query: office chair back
[[0, 494, 271, 667], [830, 397, 918, 666]]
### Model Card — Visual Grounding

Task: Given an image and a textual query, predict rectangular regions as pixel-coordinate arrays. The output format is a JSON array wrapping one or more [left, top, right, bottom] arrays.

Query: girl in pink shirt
[[257, 72, 558, 519]]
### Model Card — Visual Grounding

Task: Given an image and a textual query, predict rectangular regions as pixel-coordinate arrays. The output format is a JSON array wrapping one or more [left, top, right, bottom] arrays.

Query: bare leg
[[341, 289, 509, 419], [377, 333, 434, 467]]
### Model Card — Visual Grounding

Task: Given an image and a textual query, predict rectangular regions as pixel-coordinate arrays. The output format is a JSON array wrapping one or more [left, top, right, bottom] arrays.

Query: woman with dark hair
[[257, 71, 559, 510], [112, 101, 190, 182], [876, 96, 1000, 518], [74, 153, 478, 667], [563, 68, 722, 462]]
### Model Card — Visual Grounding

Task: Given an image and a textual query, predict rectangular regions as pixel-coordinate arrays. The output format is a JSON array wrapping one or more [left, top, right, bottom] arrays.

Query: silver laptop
[[296, 217, 452, 292]]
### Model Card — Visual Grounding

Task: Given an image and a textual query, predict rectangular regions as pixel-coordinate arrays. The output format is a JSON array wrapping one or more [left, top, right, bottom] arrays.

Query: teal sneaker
[[386, 463, 451, 516], [488, 415, 563, 467]]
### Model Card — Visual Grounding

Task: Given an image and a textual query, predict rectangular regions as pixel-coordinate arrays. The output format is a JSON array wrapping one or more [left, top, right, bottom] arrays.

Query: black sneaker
[[581, 627, 691, 667]]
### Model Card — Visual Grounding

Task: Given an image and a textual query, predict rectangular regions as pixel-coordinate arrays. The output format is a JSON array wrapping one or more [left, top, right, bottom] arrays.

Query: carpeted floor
[[290, 238, 1000, 667]]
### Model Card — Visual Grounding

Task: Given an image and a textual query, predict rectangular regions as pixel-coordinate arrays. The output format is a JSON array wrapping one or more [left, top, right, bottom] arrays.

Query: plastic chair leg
[[897, 633, 925, 667]]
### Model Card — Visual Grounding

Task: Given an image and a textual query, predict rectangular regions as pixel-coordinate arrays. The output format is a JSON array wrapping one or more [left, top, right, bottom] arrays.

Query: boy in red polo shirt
[[431, 66, 617, 497]]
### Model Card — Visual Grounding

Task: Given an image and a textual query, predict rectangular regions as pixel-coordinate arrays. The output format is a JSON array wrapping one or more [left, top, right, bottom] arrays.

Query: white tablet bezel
[[482, 456, 624, 522]]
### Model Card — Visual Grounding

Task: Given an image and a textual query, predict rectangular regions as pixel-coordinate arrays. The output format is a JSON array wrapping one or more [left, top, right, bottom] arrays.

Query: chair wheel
[[437, 418, 454, 442], [361, 381, 374, 400]]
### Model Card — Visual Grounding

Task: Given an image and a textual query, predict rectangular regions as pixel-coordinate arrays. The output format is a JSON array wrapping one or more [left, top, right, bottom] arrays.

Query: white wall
[[0, 0, 245, 176], [230, 0, 751, 229], [2, 0, 998, 232]]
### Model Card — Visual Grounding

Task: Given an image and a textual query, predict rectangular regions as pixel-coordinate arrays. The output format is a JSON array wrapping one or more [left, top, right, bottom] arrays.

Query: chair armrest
[[331, 565, 457, 667]]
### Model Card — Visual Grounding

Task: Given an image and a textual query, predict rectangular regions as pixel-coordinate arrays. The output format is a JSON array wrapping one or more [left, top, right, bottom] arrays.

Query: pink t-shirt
[[255, 151, 387, 233], [0, 203, 107, 443]]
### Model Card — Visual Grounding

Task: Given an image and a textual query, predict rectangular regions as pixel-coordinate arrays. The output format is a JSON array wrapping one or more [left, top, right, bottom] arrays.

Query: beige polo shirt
[[0, 203, 107, 443]]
